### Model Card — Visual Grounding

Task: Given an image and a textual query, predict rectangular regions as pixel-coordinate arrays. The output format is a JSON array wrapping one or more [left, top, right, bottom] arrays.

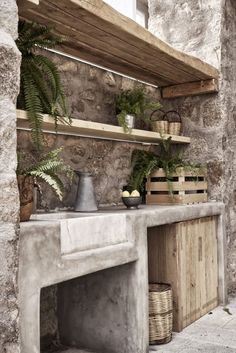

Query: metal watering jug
[[74, 172, 98, 212]]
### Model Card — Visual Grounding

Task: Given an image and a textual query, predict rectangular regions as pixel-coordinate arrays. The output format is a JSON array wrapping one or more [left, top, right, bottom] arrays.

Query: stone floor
[[55, 298, 236, 353], [150, 298, 236, 353]]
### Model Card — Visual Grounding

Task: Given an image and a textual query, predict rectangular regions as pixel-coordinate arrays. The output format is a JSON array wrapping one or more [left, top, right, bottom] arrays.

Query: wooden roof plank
[[18, 0, 219, 89], [46, 0, 219, 79], [37, 0, 200, 84]]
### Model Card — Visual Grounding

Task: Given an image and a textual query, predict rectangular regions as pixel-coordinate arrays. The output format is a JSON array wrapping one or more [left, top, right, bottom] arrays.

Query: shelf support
[[161, 79, 219, 99]]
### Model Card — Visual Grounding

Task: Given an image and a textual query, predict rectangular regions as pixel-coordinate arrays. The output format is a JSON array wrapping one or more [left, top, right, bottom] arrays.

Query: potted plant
[[128, 138, 207, 204], [116, 87, 161, 132], [17, 148, 73, 221], [16, 20, 71, 149]]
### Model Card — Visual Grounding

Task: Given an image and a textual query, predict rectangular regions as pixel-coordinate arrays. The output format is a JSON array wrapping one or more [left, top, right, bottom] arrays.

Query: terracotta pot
[[17, 175, 34, 222]]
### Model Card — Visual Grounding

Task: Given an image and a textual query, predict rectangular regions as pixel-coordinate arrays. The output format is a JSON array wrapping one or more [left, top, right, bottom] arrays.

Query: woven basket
[[149, 283, 173, 345], [166, 110, 182, 136], [150, 109, 169, 134]]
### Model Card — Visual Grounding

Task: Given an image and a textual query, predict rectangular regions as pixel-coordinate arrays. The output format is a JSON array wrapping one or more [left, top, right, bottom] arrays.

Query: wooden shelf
[[18, 0, 219, 97], [16, 110, 191, 145]]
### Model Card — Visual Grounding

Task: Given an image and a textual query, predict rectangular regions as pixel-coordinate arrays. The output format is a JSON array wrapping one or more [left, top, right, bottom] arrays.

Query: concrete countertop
[[21, 201, 224, 228]]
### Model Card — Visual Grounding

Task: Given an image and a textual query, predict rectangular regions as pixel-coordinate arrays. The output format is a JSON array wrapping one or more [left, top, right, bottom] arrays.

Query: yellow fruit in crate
[[122, 190, 130, 197], [131, 190, 140, 197]]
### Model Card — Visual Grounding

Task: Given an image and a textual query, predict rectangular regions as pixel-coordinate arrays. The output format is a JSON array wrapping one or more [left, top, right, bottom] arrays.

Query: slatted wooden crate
[[148, 217, 218, 332], [146, 167, 207, 205]]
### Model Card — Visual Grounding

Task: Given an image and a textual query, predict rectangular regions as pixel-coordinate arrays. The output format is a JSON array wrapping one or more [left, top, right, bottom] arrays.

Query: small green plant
[[128, 137, 206, 193], [116, 87, 161, 132], [16, 20, 71, 149], [17, 148, 73, 200]]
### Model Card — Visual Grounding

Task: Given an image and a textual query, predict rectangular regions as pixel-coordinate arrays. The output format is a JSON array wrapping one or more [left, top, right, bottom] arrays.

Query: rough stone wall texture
[[17, 51, 160, 210], [148, 0, 223, 68], [220, 0, 236, 295], [17, 53, 160, 348], [0, 1, 21, 352], [149, 0, 236, 294]]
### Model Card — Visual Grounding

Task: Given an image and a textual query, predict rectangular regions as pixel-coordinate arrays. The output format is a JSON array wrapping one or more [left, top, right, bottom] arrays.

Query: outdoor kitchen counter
[[19, 201, 226, 353]]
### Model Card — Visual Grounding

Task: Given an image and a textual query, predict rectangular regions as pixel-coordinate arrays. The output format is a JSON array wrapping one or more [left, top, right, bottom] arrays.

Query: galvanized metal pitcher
[[74, 171, 98, 212]]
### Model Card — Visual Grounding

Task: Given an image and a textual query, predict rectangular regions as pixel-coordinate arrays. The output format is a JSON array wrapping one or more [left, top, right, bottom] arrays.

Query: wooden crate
[[146, 167, 207, 205], [148, 217, 218, 332]]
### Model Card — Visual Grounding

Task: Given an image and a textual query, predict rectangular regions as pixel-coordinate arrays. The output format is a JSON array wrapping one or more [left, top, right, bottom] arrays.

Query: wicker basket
[[150, 109, 169, 134], [166, 110, 182, 136], [149, 283, 173, 345]]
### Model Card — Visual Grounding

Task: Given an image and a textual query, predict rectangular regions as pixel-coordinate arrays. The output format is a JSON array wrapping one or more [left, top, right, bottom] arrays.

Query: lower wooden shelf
[[16, 110, 191, 145]]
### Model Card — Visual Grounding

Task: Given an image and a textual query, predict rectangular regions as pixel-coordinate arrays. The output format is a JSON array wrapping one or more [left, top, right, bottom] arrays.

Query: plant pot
[[125, 114, 135, 129], [17, 175, 34, 221]]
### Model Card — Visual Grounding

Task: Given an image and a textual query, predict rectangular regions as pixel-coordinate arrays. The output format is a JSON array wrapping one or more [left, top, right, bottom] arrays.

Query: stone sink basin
[[30, 211, 128, 256]]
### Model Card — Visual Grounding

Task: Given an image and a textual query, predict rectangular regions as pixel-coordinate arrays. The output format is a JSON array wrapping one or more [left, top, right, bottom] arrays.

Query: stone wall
[[0, 1, 21, 352], [149, 0, 236, 294], [17, 51, 160, 210]]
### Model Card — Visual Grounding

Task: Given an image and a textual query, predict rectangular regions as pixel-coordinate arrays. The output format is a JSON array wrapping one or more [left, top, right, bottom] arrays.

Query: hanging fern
[[17, 148, 73, 201], [16, 20, 71, 149]]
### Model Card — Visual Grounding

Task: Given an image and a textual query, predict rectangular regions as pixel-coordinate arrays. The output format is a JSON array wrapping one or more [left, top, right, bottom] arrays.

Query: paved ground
[[150, 298, 236, 353]]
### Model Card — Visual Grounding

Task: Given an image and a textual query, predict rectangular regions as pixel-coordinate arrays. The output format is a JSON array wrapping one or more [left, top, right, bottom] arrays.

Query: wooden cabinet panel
[[148, 216, 218, 332]]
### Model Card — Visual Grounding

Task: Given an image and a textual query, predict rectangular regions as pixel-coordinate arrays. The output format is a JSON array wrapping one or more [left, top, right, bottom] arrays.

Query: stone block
[[0, 30, 21, 102], [0, 174, 19, 223], [0, 0, 18, 39], [0, 97, 17, 173]]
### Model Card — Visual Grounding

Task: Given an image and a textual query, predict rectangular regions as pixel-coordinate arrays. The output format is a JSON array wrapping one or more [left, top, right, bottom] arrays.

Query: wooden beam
[[161, 79, 219, 99], [17, 0, 219, 87]]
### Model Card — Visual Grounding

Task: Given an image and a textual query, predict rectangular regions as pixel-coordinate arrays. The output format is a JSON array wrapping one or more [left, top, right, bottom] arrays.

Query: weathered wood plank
[[146, 181, 207, 191], [162, 79, 219, 98], [18, 0, 219, 88], [16, 110, 191, 144], [146, 193, 208, 205]]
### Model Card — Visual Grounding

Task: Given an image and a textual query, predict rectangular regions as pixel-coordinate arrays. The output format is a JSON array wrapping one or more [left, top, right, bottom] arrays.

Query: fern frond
[[29, 170, 63, 200], [16, 20, 70, 149]]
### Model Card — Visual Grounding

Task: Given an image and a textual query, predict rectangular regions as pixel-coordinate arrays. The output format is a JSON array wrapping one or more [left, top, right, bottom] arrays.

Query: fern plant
[[116, 87, 161, 132], [16, 20, 71, 149], [128, 150, 159, 192], [17, 148, 73, 201]]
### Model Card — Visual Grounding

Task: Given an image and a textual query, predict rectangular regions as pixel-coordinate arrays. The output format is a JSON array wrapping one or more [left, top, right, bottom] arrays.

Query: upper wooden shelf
[[16, 110, 191, 145], [18, 0, 219, 97]]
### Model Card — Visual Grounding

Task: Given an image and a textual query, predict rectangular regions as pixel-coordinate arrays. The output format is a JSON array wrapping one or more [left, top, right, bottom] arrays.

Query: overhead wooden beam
[[18, 0, 219, 87], [161, 79, 219, 99]]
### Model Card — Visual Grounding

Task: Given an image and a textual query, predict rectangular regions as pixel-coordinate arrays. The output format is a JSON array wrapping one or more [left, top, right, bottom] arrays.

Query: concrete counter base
[[19, 202, 226, 353]]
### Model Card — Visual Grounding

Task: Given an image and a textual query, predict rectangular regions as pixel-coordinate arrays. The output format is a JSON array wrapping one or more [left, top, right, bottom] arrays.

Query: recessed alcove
[[40, 263, 136, 353]]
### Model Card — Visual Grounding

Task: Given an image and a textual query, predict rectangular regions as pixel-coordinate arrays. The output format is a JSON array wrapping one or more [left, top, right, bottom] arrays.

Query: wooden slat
[[146, 193, 208, 205], [148, 225, 181, 332], [16, 110, 191, 144], [149, 167, 207, 178], [17, 0, 219, 90], [146, 181, 207, 192], [162, 79, 219, 99]]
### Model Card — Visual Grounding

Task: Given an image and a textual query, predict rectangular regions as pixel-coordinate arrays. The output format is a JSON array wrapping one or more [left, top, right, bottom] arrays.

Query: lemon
[[131, 190, 140, 197], [122, 190, 130, 197]]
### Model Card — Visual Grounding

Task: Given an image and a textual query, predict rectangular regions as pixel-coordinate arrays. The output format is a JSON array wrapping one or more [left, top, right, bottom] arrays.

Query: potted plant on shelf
[[116, 87, 161, 132], [16, 20, 71, 149], [17, 148, 73, 221], [128, 137, 207, 204]]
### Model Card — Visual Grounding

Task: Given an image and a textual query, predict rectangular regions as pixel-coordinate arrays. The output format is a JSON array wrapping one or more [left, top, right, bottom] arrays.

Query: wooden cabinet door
[[148, 216, 218, 332]]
